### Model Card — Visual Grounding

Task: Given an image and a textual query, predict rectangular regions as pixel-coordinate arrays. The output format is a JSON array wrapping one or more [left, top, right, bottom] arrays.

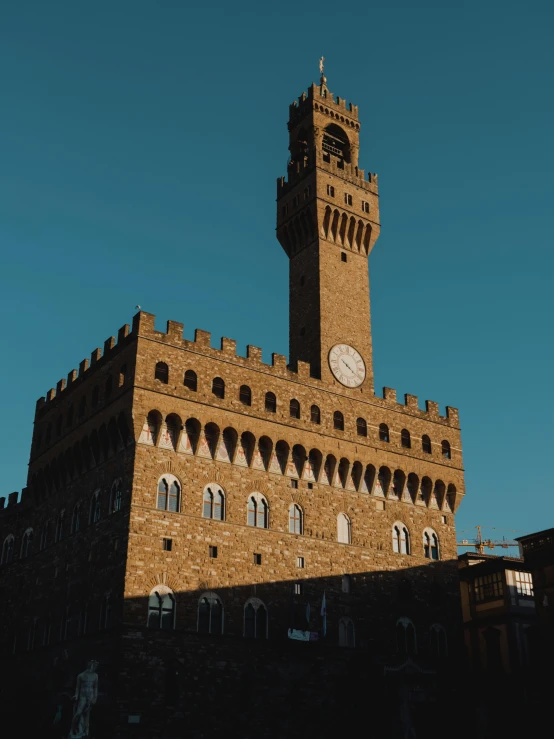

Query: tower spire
[[319, 55, 326, 85]]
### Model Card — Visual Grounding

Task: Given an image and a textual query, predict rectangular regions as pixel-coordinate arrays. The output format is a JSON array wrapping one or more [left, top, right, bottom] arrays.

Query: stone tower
[[0, 69, 465, 738], [277, 72, 380, 388]]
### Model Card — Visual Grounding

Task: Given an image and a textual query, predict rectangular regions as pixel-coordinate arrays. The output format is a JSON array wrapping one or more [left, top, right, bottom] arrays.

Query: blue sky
[[1, 1, 552, 545]]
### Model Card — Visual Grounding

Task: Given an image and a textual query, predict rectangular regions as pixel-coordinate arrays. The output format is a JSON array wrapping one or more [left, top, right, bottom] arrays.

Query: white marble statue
[[69, 660, 98, 738]]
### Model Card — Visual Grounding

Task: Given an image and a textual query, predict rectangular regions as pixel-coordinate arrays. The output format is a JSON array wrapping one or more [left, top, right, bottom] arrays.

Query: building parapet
[[34, 311, 459, 428], [35, 323, 131, 415], [289, 82, 360, 122], [277, 151, 377, 198]]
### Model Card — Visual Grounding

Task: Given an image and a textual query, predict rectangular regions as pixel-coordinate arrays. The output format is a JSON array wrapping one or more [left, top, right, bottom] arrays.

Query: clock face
[[328, 344, 366, 387]]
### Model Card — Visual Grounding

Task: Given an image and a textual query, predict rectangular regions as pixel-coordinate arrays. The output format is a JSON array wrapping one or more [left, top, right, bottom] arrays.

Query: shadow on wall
[[0, 561, 482, 739], [3, 560, 546, 739]]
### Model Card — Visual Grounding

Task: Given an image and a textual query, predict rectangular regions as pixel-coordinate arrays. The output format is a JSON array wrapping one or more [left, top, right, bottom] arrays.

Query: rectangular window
[[307, 482, 314, 490], [327, 184, 335, 197], [344, 193, 352, 206], [209, 545, 218, 559], [296, 556, 305, 569], [294, 583, 303, 595], [514, 571, 533, 597], [441, 515, 448, 524], [163, 538, 172, 551], [282, 204, 288, 216], [293, 195, 299, 207], [341, 252, 347, 262], [361, 200, 370, 213], [475, 572, 504, 602], [290, 479, 298, 489], [253, 553, 262, 565]]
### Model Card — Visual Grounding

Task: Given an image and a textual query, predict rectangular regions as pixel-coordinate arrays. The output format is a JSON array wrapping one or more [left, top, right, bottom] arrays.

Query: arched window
[[423, 529, 440, 560], [244, 597, 268, 639], [322, 123, 351, 163], [184, 369, 197, 391], [157, 475, 181, 513], [71, 503, 82, 534], [333, 411, 344, 431], [397, 617, 417, 655], [422, 435, 432, 454], [39, 520, 51, 551], [401, 429, 411, 448], [342, 575, 352, 594], [430, 624, 448, 658], [155, 362, 169, 384], [356, 417, 367, 437], [379, 423, 390, 442], [337, 513, 351, 544], [197, 592, 224, 634], [110, 479, 123, 514], [290, 399, 300, 419], [212, 376, 225, 399], [147, 586, 175, 630], [1, 535, 14, 564], [105, 375, 113, 400], [21, 529, 34, 558], [55, 511, 65, 542], [247, 493, 269, 529], [441, 440, 451, 459], [119, 364, 127, 387], [339, 617, 355, 648], [239, 385, 252, 406], [310, 404, 321, 424], [203, 484, 225, 520], [89, 490, 101, 524], [265, 392, 277, 413], [392, 523, 410, 555], [289, 504, 303, 534]]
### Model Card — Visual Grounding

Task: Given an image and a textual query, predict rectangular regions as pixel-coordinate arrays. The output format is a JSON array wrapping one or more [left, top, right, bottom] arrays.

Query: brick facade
[[0, 74, 466, 738]]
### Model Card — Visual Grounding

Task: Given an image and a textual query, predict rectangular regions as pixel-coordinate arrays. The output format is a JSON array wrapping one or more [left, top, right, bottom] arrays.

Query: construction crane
[[457, 525, 519, 555]]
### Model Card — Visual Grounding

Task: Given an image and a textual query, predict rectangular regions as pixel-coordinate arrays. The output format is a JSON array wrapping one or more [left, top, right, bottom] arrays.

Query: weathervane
[[319, 56, 326, 85]]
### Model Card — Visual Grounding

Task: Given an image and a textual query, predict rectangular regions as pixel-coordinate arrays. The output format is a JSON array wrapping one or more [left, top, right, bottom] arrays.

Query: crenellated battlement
[[289, 82, 360, 125], [0, 488, 32, 516], [277, 150, 377, 198], [133, 312, 459, 427], [35, 322, 131, 415], [35, 311, 459, 428]]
